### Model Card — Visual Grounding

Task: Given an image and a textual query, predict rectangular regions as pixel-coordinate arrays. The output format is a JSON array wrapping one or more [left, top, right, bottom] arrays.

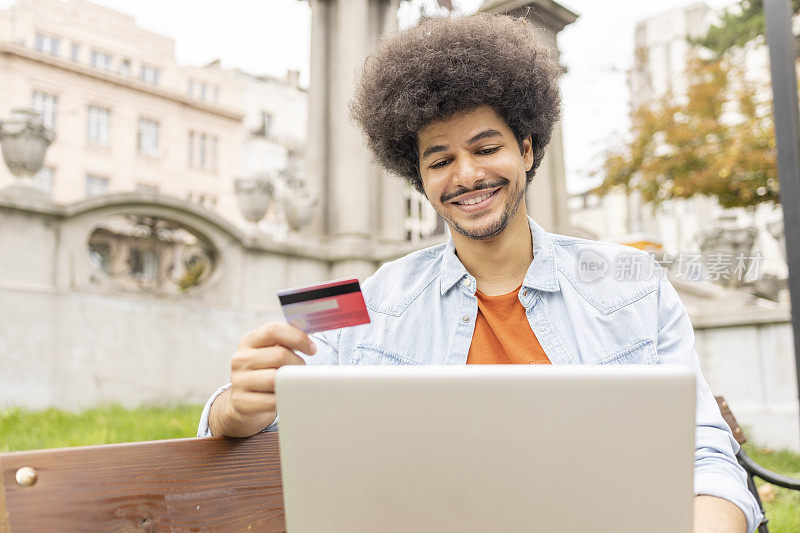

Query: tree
[[597, 0, 800, 208], [692, 0, 800, 58], [598, 56, 779, 208]]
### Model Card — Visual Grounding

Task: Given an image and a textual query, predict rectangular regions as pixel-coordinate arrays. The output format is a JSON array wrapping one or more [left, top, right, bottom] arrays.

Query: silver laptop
[[275, 365, 696, 533]]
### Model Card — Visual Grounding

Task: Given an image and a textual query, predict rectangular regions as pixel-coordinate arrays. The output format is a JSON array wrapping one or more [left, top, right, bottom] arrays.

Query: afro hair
[[350, 12, 562, 194]]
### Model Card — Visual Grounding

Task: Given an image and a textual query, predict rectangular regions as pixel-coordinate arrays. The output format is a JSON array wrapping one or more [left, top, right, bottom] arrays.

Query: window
[[32, 91, 57, 130], [212, 86, 219, 103], [87, 106, 111, 146], [85, 174, 109, 197], [90, 49, 112, 72], [34, 166, 54, 196], [187, 79, 194, 96], [137, 119, 159, 157], [210, 136, 218, 171], [140, 65, 160, 85], [70, 43, 80, 62], [200, 83, 208, 101], [188, 130, 218, 171], [199, 133, 207, 168], [136, 183, 159, 195], [403, 184, 441, 241], [187, 131, 195, 167], [119, 59, 131, 77], [34, 32, 59, 55], [256, 110, 273, 137]]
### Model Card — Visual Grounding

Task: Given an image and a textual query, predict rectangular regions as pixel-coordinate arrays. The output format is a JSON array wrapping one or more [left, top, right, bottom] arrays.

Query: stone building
[[0, 0, 245, 220]]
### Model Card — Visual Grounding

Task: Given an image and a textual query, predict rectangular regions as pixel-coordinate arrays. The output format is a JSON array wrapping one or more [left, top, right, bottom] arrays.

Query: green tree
[[692, 0, 800, 58]]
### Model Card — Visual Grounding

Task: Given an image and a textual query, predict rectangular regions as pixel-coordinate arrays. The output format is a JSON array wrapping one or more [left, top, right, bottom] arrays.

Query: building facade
[[0, 0, 247, 223]]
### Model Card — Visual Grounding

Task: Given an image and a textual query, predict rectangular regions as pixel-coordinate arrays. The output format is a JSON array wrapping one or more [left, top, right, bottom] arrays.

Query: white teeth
[[458, 191, 492, 206]]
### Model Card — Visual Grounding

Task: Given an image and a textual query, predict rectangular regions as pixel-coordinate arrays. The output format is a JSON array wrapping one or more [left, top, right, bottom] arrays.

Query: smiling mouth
[[450, 187, 500, 207]]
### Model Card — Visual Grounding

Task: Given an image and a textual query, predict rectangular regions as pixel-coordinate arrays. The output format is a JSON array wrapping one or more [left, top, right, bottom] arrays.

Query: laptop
[[275, 365, 696, 533]]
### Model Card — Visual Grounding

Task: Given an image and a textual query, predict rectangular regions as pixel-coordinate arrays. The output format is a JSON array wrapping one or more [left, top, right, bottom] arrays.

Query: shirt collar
[[524, 217, 560, 293], [439, 216, 560, 295]]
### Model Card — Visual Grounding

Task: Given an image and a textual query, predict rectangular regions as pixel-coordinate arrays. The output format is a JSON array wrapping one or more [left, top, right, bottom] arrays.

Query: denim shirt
[[198, 217, 762, 531]]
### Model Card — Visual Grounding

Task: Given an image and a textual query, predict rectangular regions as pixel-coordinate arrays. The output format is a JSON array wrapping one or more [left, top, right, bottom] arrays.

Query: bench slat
[[714, 395, 748, 445], [0, 432, 285, 532]]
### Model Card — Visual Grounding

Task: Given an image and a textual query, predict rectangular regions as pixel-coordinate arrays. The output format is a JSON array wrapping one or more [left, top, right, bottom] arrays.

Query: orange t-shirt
[[466, 284, 551, 365]]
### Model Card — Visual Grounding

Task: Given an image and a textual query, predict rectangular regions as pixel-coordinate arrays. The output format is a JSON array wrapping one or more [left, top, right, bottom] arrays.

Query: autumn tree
[[598, 1, 800, 208], [598, 56, 779, 208]]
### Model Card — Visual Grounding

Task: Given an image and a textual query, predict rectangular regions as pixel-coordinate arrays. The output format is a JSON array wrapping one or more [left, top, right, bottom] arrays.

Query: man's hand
[[209, 322, 317, 437], [694, 495, 747, 533]]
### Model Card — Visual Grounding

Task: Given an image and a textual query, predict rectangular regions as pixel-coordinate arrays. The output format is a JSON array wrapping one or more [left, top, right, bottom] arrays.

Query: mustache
[[441, 178, 509, 203]]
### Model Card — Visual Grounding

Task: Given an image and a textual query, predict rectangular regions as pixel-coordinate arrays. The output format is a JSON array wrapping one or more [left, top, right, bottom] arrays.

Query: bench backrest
[[0, 432, 284, 532]]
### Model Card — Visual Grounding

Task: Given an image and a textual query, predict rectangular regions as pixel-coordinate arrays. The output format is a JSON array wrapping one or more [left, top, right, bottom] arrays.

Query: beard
[[437, 176, 527, 240]]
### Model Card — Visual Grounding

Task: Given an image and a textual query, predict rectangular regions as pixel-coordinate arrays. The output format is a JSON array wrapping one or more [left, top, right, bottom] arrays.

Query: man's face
[[417, 105, 534, 241]]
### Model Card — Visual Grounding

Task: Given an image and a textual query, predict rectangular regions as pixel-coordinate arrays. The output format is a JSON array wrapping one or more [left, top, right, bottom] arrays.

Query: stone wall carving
[[87, 215, 218, 294]]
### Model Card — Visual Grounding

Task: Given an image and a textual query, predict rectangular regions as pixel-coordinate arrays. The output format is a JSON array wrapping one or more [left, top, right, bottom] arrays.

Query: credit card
[[278, 278, 370, 334]]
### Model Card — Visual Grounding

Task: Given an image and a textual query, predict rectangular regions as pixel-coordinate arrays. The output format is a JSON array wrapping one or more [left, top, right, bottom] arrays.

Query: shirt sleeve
[[196, 328, 341, 437], [656, 269, 763, 532]]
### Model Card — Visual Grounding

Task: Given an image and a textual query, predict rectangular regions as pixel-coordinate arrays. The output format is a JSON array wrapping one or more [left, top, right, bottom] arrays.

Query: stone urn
[[282, 187, 318, 232], [234, 174, 274, 224], [0, 108, 54, 178]]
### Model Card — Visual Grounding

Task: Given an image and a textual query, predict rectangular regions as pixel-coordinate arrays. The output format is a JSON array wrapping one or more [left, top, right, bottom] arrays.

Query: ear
[[522, 135, 534, 172]]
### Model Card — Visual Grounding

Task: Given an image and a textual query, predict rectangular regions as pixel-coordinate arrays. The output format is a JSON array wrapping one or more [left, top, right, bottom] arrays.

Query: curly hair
[[350, 13, 562, 194]]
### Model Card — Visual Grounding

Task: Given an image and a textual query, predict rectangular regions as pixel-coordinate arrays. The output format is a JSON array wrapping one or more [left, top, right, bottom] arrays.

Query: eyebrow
[[420, 129, 504, 161]]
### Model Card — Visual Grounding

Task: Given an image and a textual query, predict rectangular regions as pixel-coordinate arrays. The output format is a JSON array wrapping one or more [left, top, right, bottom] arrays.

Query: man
[[198, 13, 761, 532]]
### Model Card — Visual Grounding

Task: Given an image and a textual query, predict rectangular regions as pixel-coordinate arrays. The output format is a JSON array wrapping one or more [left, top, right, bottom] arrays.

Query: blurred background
[[0, 0, 798, 520]]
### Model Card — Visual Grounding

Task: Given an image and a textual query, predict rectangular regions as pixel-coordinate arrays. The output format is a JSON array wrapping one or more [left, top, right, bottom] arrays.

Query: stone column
[[307, 0, 401, 276]]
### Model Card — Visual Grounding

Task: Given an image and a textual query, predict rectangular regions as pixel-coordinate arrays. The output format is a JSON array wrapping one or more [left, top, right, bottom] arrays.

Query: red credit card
[[278, 278, 370, 334]]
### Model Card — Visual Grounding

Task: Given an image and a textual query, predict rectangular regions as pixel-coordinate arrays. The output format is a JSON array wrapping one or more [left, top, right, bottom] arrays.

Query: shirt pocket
[[595, 339, 659, 365], [350, 345, 421, 366]]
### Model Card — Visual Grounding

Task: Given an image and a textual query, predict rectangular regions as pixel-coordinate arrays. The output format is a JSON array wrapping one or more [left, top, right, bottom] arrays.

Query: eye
[[429, 159, 450, 169], [476, 146, 501, 155]]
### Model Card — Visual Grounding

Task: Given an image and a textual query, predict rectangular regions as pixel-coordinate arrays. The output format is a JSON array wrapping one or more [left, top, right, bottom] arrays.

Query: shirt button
[[462, 315, 471, 323], [461, 279, 471, 288], [538, 323, 548, 333]]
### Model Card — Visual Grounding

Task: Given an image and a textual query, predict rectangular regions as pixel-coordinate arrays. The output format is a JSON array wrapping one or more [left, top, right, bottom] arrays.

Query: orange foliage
[[598, 56, 781, 208]]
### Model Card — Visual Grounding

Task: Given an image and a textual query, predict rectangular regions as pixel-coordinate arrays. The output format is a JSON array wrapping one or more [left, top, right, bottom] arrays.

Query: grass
[[0, 404, 203, 452], [743, 444, 800, 533], [1, 406, 799, 531]]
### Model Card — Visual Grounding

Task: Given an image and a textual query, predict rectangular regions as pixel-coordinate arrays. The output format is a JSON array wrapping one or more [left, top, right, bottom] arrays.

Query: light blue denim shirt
[[198, 217, 762, 531]]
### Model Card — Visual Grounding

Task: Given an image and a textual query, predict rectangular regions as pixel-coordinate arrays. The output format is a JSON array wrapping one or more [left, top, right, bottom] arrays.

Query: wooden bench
[[0, 432, 285, 532]]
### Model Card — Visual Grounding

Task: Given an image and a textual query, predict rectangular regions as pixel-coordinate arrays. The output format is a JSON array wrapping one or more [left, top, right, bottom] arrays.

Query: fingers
[[239, 322, 317, 355], [229, 388, 277, 417], [231, 346, 306, 373], [227, 322, 313, 423], [234, 368, 279, 393]]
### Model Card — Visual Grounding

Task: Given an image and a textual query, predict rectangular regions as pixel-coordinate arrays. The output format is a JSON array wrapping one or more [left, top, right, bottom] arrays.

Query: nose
[[452, 153, 485, 189]]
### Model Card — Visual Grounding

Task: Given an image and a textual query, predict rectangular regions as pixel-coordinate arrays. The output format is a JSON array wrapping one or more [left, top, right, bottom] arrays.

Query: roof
[[479, 0, 579, 32]]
